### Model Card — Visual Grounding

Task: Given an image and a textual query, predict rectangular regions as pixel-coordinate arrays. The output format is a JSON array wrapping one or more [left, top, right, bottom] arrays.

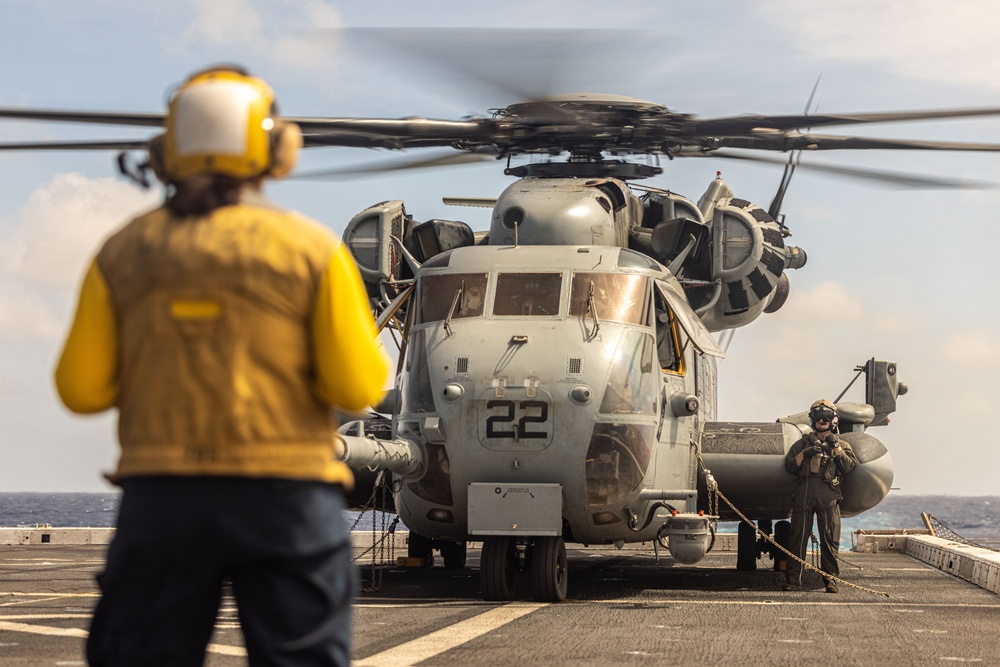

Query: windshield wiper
[[443, 280, 465, 337], [586, 281, 601, 339]]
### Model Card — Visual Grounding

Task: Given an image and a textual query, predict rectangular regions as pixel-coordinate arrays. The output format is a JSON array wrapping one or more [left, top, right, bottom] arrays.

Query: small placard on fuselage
[[467, 483, 563, 536]]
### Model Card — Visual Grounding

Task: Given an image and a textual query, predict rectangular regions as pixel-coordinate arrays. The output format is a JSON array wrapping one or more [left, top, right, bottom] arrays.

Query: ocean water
[[2, 492, 997, 541]]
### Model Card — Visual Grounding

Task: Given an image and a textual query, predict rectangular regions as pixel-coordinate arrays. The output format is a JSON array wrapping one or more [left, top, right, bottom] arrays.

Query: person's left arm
[[311, 243, 389, 411], [54, 258, 119, 413], [824, 433, 857, 474]]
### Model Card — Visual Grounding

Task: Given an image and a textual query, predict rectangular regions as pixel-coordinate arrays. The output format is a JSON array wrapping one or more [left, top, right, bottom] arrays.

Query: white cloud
[[0, 173, 159, 341], [181, 0, 265, 48], [715, 277, 1000, 493], [0, 283, 62, 341], [717, 280, 868, 419], [763, 0, 1000, 90], [2, 173, 158, 289], [942, 328, 1000, 369], [176, 0, 343, 73], [871, 314, 920, 336], [780, 280, 864, 323]]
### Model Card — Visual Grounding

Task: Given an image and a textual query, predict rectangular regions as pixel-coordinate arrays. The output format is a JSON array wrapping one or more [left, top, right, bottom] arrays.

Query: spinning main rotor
[[4, 26, 1000, 187]]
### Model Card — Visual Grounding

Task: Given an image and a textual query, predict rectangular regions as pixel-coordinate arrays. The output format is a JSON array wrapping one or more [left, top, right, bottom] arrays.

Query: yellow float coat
[[55, 200, 388, 488]]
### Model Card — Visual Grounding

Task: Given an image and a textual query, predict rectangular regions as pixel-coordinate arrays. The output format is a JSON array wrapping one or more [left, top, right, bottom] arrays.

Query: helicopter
[[3, 83, 999, 604]]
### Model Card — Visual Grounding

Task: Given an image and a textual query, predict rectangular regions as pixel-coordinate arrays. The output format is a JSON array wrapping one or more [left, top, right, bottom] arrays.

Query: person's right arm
[[54, 259, 119, 413]]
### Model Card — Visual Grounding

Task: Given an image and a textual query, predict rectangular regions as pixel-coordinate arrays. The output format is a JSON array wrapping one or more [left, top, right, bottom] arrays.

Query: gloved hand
[[803, 445, 823, 458], [824, 433, 840, 445]]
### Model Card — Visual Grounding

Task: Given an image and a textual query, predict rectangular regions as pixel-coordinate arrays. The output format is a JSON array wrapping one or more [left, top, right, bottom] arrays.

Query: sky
[[2, 0, 1000, 495]]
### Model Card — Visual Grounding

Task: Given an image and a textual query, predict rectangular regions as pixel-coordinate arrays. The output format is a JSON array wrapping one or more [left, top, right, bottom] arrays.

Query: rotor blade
[[443, 197, 497, 208], [677, 148, 998, 189], [301, 132, 438, 149], [804, 75, 822, 116], [690, 106, 1000, 134], [0, 139, 151, 150], [769, 76, 822, 219], [337, 27, 640, 106], [295, 117, 488, 146], [713, 133, 1000, 153], [0, 106, 488, 146], [0, 108, 164, 127], [291, 151, 495, 180]]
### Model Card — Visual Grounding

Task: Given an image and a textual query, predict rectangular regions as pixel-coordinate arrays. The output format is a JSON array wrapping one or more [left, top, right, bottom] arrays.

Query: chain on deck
[[349, 470, 400, 592]]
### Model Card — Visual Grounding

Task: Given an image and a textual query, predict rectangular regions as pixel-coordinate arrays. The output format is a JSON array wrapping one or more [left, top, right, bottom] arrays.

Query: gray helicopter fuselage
[[340, 173, 897, 566], [392, 243, 713, 545]]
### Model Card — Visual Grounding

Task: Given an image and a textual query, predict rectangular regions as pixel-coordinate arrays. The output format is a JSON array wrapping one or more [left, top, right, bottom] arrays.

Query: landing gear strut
[[772, 520, 791, 572], [735, 520, 791, 572], [736, 521, 758, 571], [407, 531, 433, 564], [408, 532, 468, 568], [440, 540, 468, 569]]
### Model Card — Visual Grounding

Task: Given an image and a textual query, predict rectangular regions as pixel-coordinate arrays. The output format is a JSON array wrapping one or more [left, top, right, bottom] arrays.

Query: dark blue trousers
[[87, 476, 357, 667]]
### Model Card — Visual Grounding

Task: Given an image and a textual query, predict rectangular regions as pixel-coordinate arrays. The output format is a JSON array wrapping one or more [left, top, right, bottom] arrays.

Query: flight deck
[[1, 533, 998, 666]]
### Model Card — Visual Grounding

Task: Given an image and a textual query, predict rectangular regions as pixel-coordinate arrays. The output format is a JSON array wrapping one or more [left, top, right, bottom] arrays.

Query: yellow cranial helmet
[[159, 66, 301, 182]]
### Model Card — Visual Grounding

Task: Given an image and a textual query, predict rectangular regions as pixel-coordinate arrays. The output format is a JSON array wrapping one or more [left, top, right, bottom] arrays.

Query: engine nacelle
[[344, 200, 410, 288], [693, 176, 806, 332]]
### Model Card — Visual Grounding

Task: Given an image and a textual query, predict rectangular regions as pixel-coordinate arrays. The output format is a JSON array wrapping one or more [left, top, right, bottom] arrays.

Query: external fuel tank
[[698, 421, 894, 520]]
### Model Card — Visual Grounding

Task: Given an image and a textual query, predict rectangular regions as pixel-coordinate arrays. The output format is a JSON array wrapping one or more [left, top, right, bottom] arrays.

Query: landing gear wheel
[[773, 520, 791, 572], [481, 536, 518, 601], [736, 521, 758, 571], [408, 531, 433, 561], [532, 536, 568, 602], [440, 540, 468, 569]]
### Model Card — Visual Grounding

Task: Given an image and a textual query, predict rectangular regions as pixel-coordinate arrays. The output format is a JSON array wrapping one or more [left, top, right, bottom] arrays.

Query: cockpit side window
[[570, 273, 650, 326], [654, 288, 684, 374], [415, 273, 488, 324], [492, 273, 562, 317]]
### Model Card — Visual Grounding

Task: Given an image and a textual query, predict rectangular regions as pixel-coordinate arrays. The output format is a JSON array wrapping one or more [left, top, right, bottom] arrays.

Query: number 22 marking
[[486, 400, 548, 438]]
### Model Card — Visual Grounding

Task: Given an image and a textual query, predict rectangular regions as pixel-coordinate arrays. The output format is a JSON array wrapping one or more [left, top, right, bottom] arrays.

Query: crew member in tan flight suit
[[55, 66, 388, 666], [783, 399, 857, 593]]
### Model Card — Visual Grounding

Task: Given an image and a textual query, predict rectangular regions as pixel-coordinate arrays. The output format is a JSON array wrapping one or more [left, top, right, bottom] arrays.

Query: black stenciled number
[[486, 400, 516, 437], [517, 400, 548, 439], [486, 400, 549, 438]]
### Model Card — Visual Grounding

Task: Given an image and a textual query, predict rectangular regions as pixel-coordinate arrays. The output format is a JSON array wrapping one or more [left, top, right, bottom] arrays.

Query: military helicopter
[[3, 77, 999, 603]]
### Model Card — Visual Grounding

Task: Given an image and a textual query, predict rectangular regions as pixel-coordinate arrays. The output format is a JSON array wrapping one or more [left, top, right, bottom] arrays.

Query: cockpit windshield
[[416, 273, 488, 324], [570, 273, 650, 326], [492, 273, 562, 317]]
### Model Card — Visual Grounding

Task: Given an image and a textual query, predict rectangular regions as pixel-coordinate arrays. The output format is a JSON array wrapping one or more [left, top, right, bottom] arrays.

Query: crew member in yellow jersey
[[54, 66, 388, 667]]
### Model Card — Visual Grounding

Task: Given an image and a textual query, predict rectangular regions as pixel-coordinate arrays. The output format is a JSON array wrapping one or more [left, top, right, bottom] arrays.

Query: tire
[[736, 520, 758, 571], [481, 536, 517, 601], [440, 540, 467, 569], [532, 536, 568, 602], [773, 520, 791, 572]]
